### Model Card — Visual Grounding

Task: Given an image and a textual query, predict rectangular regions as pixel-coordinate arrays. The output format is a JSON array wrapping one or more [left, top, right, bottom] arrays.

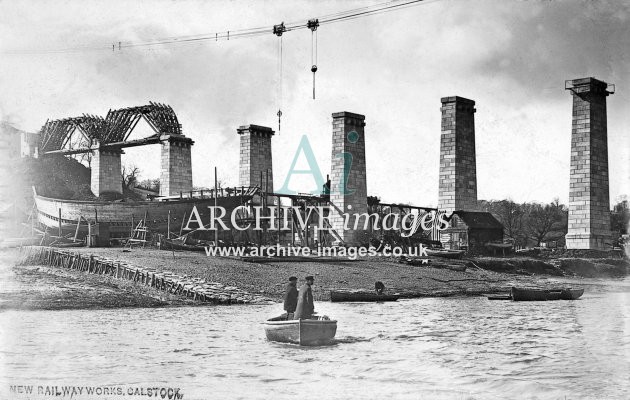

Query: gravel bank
[[67, 247, 557, 302]]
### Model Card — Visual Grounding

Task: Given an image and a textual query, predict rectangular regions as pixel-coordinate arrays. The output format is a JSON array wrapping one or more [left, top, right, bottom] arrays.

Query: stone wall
[[329, 112, 368, 246], [90, 149, 122, 196], [160, 135, 193, 196], [566, 77, 612, 250], [438, 96, 478, 213]]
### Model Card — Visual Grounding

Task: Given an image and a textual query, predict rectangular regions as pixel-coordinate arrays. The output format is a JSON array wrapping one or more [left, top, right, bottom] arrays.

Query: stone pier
[[438, 96, 478, 213], [91, 146, 122, 196], [565, 77, 613, 250], [329, 112, 368, 246], [237, 125, 274, 201], [159, 134, 194, 196]]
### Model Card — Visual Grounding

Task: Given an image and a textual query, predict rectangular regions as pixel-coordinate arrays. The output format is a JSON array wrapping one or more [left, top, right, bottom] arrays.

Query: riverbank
[[3, 246, 627, 311], [0, 251, 197, 310]]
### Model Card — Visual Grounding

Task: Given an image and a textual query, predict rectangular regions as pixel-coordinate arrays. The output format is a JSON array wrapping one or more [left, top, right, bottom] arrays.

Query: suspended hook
[[277, 109, 283, 132], [308, 19, 319, 99], [274, 24, 285, 131]]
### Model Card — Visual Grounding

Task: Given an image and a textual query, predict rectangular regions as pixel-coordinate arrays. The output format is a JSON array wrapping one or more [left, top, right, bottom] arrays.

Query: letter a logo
[[277, 135, 326, 195]]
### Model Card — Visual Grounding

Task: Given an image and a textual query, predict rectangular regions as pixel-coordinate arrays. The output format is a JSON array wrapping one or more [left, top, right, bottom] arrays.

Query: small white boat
[[264, 317, 337, 346]]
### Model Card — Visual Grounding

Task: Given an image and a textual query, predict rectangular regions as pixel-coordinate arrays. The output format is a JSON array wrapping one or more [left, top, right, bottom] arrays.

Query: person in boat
[[294, 275, 315, 320], [283, 276, 298, 320], [375, 281, 385, 295]]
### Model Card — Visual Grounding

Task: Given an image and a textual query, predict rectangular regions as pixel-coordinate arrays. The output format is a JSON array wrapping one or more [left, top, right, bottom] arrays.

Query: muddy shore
[[0, 251, 197, 310], [2, 246, 627, 311]]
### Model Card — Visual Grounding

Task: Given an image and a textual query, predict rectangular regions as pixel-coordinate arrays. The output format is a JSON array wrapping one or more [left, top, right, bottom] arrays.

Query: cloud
[[1, 0, 628, 205]]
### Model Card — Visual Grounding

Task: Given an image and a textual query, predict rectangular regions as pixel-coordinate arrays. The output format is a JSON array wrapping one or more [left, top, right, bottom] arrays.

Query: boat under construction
[[33, 186, 257, 238]]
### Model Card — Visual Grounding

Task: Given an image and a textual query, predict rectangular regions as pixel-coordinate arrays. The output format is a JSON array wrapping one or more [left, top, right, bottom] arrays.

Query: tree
[[121, 163, 140, 187], [138, 178, 160, 193], [480, 199, 527, 247], [524, 198, 567, 246], [611, 198, 629, 245], [151, 178, 161, 193]]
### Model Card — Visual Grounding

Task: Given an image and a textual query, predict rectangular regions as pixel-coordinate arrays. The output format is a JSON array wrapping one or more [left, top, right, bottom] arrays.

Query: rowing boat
[[510, 287, 584, 301], [559, 288, 584, 300], [264, 317, 337, 346], [330, 290, 400, 302]]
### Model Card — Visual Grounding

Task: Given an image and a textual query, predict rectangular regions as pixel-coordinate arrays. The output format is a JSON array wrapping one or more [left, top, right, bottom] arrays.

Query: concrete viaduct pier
[[237, 124, 274, 204], [565, 77, 614, 250], [438, 96, 478, 213], [328, 112, 368, 246]]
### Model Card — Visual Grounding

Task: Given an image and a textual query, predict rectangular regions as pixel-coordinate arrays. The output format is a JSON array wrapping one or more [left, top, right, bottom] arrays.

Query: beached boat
[[511, 287, 553, 301], [510, 287, 584, 301], [486, 294, 511, 300], [264, 317, 337, 346], [426, 248, 465, 259], [330, 290, 400, 302], [559, 288, 584, 300], [33, 187, 256, 237], [157, 235, 208, 251]]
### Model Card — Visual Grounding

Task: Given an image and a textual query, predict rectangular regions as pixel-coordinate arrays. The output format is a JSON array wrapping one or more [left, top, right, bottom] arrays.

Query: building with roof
[[440, 211, 504, 253]]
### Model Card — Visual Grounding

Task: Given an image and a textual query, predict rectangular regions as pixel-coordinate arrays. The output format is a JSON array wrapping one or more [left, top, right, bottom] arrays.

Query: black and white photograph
[[1, 0, 629, 399]]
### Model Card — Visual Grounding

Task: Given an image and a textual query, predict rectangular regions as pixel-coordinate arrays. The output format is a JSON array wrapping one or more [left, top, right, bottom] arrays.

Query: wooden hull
[[487, 294, 511, 300], [158, 236, 207, 251], [34, 193, 248, 237], [264, 319, 337, 346], [560, 288, 584, 300], [511, 287, 584, 301], [511, 287, 551, 301], [330, 290, 399, 302]]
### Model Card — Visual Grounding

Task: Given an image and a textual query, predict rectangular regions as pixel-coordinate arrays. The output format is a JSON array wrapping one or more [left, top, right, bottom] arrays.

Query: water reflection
[[1, 279, 629, 400]]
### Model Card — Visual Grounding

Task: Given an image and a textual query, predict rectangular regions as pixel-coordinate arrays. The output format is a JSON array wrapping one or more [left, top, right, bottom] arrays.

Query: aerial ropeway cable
[[4, 0, 435, 132], [3, 0, 432, 55]]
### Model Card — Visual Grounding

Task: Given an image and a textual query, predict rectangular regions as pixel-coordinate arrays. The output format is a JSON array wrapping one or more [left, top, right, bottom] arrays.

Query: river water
[[1, 279, 629, 400]]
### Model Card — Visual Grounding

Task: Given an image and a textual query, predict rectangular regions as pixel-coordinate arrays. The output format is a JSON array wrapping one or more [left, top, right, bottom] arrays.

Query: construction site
[[0, 77, 624, 261]]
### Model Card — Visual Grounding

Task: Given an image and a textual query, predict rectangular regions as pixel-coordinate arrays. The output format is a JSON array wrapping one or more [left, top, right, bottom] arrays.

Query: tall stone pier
[[438, 96, 478, 213], [237, 125, 274, 201], [91, 145, 123, 196], [159, 134, 194, 196], [329, 112, 368, 246], [566, 77, 613, 250]]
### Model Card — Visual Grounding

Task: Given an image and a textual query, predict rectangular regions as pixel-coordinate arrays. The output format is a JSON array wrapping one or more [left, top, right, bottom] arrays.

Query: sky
[[1, 0, 629, 207]]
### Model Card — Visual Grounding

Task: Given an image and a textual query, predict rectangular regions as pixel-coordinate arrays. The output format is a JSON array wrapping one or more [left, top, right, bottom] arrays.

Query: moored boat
[[511, 287, 552, 301], [510, 287, 584, 301], [560, 288, 584, 300], [264, 317, 337, 346], [330, 290, 400, 302]]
